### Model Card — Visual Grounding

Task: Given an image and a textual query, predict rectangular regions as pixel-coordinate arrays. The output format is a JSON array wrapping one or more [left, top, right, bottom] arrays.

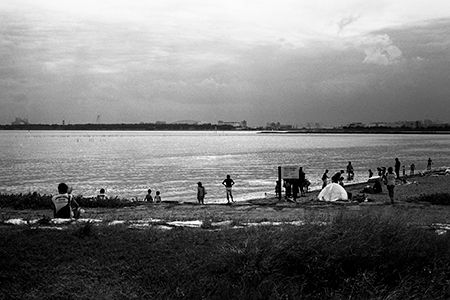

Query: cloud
[[197, 77, 227, 89], [358, 34, 403, 65], [338, 14, 360, 33]]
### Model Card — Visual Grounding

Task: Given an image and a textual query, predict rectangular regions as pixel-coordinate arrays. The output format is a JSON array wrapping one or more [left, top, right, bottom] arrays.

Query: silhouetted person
[[145, 189, 153, 202], [321, 169, 329, 189], [385, 167, 396, 204], [331, 170, 344, 183], [299, 167, 306, 196], [427, 158, 433, 171], [222, 175, 235, 204], [346, 161, 354, 180], [97, 188, 108, 200], [275, 180, 281, 198], [410, 163, 415, 176], [197, 182, 206, 204], [284, 180, 291, 199], [395, 158, 401, 178], [154, 191, 161, 203]]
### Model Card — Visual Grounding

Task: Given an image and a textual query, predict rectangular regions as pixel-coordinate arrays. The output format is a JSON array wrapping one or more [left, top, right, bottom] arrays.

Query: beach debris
[[1, 218, 326, 230]]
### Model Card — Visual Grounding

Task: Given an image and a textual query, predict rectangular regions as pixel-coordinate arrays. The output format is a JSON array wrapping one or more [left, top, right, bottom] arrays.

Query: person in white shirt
[[51, 183, 81, 218]]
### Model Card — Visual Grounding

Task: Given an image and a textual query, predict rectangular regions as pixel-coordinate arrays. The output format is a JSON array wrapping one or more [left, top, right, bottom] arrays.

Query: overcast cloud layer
[[1, 0, 450, 126]]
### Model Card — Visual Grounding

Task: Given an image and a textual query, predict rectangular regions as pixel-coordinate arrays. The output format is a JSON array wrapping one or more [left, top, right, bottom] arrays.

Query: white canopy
[[318, 183, 348, 202]]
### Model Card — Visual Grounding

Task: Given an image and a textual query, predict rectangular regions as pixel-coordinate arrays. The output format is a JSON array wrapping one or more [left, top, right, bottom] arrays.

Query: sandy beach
[[3, 171, 450, 225]]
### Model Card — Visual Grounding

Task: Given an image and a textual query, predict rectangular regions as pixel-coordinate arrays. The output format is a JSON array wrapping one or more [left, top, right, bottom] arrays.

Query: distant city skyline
[[9, 116, 447, 131], [1, 1, 450, 127]]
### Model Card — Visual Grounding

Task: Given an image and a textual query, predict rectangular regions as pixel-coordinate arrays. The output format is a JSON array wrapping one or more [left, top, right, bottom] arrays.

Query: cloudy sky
[[1, 0, 450, 126]]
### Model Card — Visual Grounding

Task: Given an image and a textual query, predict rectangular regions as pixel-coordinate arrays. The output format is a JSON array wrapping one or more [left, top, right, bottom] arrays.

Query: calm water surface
[[1, 130, 449, 203]]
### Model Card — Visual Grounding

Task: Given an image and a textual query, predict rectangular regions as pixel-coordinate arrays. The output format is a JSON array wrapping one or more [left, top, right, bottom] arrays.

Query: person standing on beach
[[299, 167, 306, 196], [284, 180, 291, 199], [410, 163, 415, 176], [395, 158, 401, 178], [385, 167, 396, 204], [197, 182, 206, 205], [222, 175, 235, 204], [321, 169, 329, 189], [346, 162, 354, 180], [427, 158, 433, 171], [275, 181, 281, 198], [292, 179, 299, 202]]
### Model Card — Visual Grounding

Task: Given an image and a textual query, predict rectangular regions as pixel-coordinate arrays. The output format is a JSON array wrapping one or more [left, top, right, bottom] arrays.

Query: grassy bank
[[1, 210, 450, 300], [0, 192, 144, 210], [2, 174, 450, 299]]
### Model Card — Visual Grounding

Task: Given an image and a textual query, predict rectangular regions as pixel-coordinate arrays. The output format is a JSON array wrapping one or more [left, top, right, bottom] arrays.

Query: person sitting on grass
[[145, 189, 153, 202], [97, 188, 108, 200], [51, 183, 82, 219], [154, 191, 161, 203]]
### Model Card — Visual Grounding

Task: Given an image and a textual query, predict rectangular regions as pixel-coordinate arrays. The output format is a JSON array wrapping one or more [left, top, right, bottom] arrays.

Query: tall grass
[[2, 210, 450, 299], [407, 192, 450, 205], [0, 192, 144, 210]]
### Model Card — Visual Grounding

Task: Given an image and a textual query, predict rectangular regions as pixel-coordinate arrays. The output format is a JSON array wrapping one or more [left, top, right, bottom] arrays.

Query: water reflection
[[1, 131, 450, 203]]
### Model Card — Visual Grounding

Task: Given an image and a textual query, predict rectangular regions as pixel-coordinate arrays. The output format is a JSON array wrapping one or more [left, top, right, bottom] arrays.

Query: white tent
[[318, 183, 348, 202]]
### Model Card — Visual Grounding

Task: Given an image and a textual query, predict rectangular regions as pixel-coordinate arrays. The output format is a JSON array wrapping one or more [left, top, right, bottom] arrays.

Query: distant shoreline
[[1, 123, 450, 134], [257, 130, 450, 134]]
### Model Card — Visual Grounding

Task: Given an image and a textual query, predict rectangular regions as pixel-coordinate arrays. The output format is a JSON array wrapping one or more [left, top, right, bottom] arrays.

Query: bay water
[[1, 130, 449, 203]]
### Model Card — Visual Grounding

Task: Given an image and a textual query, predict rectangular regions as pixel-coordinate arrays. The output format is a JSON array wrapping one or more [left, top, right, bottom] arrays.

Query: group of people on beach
[[276, 167, 311, 202], [144, 189, 162, 203], [51, 157, 434, 218], [352, 157, 432, 204], [197, 175, 236, 205], [288, 157, 434, 204], [51, 174, 237, 218], [144, 175, 235, 206]]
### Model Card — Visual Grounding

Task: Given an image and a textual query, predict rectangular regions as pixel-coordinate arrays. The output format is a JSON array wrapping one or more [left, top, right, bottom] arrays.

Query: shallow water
[[1, 130, 449, 203]]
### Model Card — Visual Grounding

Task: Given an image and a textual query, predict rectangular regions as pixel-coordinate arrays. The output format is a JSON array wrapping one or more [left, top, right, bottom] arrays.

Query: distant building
[[265, 122, 293, 130], [399, 121, 419, 128], [218, 120, 247, 128], [172, 120, 203, 125], [12, 117, 29, 125], [367, 122, 388, 127], [347, 122, 365, 128]]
